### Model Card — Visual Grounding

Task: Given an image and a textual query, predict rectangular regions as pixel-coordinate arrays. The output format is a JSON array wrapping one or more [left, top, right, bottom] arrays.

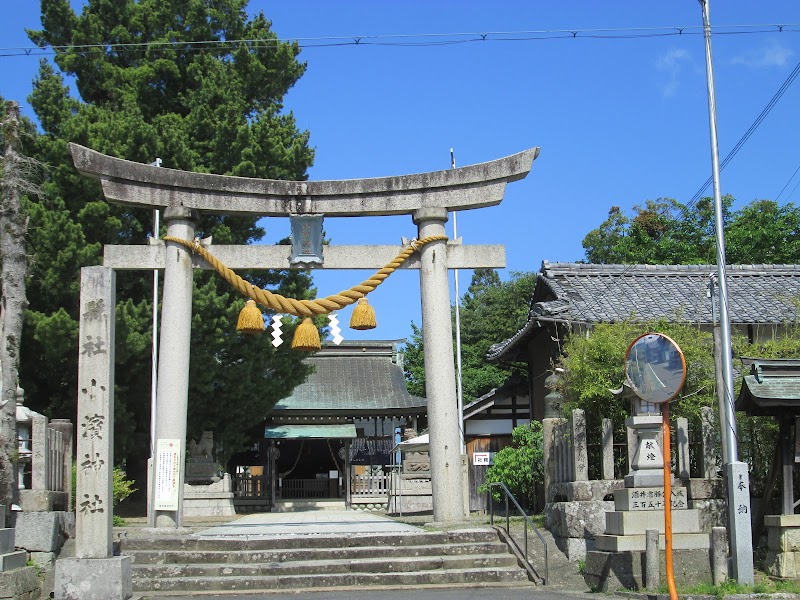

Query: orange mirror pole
[[663, 401, 678, 600]]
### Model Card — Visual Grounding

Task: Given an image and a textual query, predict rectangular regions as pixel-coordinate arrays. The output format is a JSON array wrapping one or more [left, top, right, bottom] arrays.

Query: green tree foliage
[[583, 197, 800, 265], [558, 320, 717, 428], [403, 269, 536, 403], [22, 0, 316, 475], [479, 422, 543, 511], [557, 319, 800, 489]]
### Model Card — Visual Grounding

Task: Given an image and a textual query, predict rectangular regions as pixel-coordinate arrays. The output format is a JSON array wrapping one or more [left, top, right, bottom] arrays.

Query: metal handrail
[[488, 482, 548, 585]]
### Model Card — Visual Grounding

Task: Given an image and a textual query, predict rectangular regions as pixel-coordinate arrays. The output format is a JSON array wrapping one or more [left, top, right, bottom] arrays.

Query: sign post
[[625, 333, 687, 600]]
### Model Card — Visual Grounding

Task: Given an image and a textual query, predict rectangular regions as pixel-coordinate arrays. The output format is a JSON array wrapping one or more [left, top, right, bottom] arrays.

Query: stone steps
[[122, 528, 500, 551], [123, 528, 534, 594], [136, 567, 529, 593], [133, 553, 519, 578], [129, 541, 510, 564]]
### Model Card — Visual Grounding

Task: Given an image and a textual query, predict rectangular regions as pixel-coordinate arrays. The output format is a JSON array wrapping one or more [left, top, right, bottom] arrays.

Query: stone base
[[182, 495, 235, 517], [0, 566, 40, 600], [605, 509, 700, 536], [18, 490, 68, 512], [15, 511, 74, 552], [182, 476, 236, 517], [0, 552, 26, 572], [546, 500, 614, 539], [388, 493, 432, 514], [0, 530, 13, 555], [765, 514, 800, 578], [694, 498, 726, 532], [624, 470, 666, 488], [583, 548, 711, 592], [388, 475, 432, 514], [685, 477, 724, 500], [595, 531, 711, 552], [548, 479, 623, 503], [553, 535, 596, 561], [350, 497, 388, 511], [54, 556, 132, 600]]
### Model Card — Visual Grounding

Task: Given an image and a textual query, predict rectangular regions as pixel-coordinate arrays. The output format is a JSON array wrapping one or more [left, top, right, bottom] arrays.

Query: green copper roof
[[736, 358, 800, 416], [271, 341, 427, 414], [264, 424, 357, 439]]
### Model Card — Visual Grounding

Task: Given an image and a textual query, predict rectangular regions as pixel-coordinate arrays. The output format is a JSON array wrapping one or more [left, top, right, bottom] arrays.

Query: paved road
[[140, 586, 604, 600]]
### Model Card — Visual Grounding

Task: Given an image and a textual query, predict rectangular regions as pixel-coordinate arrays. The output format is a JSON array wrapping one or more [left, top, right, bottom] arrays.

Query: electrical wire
[[776, 161, 800, 202], [0, 22, 798, 58]]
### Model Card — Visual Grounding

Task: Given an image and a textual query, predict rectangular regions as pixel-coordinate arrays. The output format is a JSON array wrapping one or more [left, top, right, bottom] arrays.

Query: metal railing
[[488, 482, 548, 585]]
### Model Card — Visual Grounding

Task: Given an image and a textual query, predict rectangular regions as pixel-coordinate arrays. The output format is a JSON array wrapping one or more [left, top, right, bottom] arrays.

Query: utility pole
[[699, 0, 754, 584], [147, 158, 161, 526], [450, 148, 466, 453]]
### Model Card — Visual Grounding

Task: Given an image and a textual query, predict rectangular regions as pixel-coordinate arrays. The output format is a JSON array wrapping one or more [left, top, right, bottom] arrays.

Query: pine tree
[[23, 0, 316, 480]]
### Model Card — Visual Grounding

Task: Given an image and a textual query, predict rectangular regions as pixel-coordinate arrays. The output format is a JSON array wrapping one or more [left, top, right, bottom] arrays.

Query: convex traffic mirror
[[624, 332, 687, 405]]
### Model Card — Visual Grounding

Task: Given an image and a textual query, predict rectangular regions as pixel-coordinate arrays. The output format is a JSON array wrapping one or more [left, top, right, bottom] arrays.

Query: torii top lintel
[[69, 143, 539, 217]]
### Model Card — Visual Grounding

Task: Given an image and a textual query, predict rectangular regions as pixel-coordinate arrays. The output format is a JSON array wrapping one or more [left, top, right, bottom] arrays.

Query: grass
[[647, 571, 800, 598]]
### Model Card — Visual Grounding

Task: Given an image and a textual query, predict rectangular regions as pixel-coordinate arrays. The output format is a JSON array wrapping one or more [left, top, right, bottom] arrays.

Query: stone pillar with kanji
[[54, 266, 131, 600]]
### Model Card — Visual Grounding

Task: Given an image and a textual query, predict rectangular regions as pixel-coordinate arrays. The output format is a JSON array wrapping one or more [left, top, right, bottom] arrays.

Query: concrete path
[[194, 510, 422, 537]]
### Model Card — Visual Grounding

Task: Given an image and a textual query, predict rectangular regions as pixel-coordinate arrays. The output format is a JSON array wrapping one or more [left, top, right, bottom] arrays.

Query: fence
[[278, 478, 340, 499], [546, 406, 718, 494], [17, 411, 73, 511], [351, 474, 390, 497]]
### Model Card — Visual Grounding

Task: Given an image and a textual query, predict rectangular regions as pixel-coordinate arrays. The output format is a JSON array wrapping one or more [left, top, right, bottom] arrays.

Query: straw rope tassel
[[236, 299, 265, 334], [350, 297, 377, 330]]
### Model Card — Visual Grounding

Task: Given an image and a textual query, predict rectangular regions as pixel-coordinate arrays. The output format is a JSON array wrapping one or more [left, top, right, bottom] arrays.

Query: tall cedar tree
[[404, 269, 535, 404], [24, 0, 316, 482]]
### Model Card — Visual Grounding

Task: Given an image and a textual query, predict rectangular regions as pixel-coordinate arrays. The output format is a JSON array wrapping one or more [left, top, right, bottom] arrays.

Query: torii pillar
[[68, 144, 540, 534], [414, 208, 463, 520]]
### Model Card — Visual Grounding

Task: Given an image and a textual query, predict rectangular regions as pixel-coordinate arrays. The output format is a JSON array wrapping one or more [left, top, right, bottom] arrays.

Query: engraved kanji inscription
[[81, 414, 105, 440], [79, 494, 104, 514]]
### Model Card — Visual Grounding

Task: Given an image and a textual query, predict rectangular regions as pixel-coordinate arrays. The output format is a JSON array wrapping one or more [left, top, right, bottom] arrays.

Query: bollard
[[646, 528, 660, 590], [712, 526, 728, 585]]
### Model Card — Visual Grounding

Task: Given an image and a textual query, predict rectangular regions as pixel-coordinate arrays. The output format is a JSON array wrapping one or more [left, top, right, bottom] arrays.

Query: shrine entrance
[[61, 143, 538, 596]]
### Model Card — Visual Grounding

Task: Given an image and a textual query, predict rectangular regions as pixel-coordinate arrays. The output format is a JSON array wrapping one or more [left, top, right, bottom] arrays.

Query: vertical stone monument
[[54, 267, 131, 600]]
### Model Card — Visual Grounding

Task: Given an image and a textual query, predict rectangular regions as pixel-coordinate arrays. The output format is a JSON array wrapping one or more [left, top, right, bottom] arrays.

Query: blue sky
[[2, 2, 800, 344]]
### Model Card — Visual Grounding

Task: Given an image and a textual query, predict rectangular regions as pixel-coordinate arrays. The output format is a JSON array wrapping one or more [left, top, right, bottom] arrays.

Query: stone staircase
[[122, 528, 533, 594]]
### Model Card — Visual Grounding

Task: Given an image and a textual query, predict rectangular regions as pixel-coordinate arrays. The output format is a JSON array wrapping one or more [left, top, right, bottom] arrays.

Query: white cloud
[[655, 49, 692, 98], [731, 41, 794, 68]]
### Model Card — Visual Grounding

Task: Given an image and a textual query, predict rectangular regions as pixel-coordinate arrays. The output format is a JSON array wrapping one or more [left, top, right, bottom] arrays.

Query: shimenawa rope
[[161, 235, 448, 317]]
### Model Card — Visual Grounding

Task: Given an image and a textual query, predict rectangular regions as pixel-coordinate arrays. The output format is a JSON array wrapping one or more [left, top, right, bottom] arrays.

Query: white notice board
[[155, 439, 181, 510], [473, 452, 492, 466]]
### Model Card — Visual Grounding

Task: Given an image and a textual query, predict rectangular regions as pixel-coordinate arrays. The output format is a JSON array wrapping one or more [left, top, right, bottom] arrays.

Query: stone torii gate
[[56, 143, 537, 599]]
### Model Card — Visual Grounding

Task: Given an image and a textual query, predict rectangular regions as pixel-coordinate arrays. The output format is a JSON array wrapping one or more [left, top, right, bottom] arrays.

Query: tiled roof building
[[488, 261, 800, 420]]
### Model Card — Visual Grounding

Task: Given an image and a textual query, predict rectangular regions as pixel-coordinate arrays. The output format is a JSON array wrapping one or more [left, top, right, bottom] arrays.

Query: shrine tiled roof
[[270, 340, 427, 415], [488, 262, 800, 362]]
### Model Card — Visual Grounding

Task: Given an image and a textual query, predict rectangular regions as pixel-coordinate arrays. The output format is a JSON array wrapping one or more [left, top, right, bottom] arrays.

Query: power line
[[0, 22, 798, 58], [776, 161, 800, 202], [689, 57, 800, 206], [573, 53, 800, 324]]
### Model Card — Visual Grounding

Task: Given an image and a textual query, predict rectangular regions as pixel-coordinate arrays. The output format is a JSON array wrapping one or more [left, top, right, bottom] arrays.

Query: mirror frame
[[624, 332, 687, 405]]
